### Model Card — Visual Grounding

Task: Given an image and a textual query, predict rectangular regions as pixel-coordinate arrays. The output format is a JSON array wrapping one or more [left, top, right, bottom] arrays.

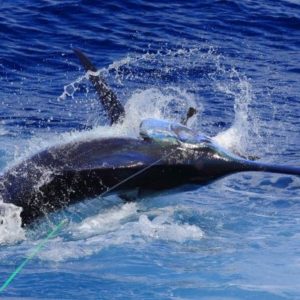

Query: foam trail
[[37, 204, 204, 262]]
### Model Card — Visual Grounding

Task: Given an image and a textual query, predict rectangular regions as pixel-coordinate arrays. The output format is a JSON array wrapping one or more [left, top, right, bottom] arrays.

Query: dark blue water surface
[[0, 1, 300, 299]]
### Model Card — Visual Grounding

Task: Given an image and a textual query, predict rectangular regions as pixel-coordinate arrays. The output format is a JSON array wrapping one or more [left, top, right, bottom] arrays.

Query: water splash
[[122, 87, 199, 136], [58, 46, 260, 155], [37, 203, 204, 262], [0, 203, 25, 245], [213, 68, 261, 157]]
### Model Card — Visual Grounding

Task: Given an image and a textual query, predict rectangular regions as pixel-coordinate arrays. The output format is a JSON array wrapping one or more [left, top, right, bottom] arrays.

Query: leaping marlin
[[0, 50, 299, 226]]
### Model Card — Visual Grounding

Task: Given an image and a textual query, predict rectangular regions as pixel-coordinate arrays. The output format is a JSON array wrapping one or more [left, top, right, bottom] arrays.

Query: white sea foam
[[0, 203, 25, 245], [38, 203, 204, 261]]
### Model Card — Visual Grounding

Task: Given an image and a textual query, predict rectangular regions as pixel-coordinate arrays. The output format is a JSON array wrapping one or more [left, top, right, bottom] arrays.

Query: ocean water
[[0, 0, 300, 299]]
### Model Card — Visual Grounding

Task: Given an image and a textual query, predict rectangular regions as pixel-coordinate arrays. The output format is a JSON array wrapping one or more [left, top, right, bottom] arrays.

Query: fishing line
[[99, 147, 178, 198], [0, 146, 178, 293], [0, 219, 66, 293]]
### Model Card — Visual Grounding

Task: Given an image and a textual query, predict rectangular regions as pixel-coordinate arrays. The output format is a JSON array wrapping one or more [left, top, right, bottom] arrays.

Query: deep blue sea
[[0, 0, 300, 299]]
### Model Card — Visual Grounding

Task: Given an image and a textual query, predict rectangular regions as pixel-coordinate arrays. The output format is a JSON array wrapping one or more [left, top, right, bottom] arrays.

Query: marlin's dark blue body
[[1, 50, 299, 226], [1, 131, 299, 225]]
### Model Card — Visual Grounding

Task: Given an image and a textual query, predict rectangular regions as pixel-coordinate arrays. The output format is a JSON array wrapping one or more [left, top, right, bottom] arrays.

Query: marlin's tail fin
[[73, 49, 125, 125]]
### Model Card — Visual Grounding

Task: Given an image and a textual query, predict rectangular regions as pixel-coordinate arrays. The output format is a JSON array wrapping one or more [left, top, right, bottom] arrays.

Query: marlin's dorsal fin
[[73, 49, 125, 125], [181, 107, 197, 125]]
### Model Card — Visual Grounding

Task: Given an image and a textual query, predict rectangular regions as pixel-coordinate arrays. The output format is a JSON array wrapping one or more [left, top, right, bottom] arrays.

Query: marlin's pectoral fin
[[118, 188, 140, 202], [73, 49, 125, 125]]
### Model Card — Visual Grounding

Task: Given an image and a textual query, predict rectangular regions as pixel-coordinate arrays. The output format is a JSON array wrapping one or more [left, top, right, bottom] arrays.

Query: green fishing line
[[0, 219, 67, 293]]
